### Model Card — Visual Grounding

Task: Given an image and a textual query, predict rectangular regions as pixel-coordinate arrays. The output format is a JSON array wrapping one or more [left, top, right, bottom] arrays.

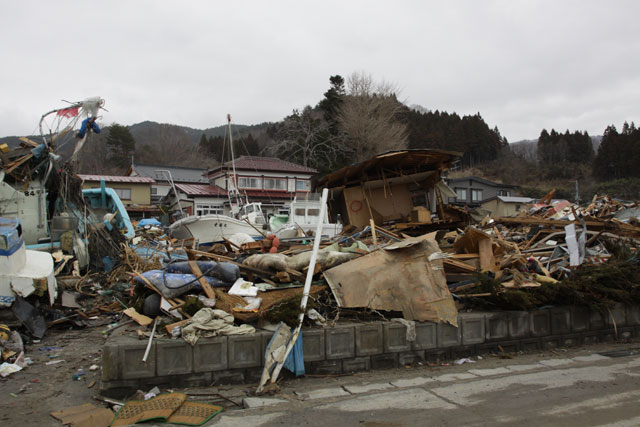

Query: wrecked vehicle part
[[324, 232, 458, 325]]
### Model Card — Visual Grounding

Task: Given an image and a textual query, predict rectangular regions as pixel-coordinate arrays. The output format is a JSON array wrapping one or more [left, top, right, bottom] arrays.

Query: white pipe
[[265, 188, 329, 386], [142, 318, 158, 363]]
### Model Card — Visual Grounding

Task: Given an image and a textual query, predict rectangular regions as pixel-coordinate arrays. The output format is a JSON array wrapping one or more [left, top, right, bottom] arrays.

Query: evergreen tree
[[106, 123, 136, 170], [318, 75, 345, 126], [237, 133, 260, 156]]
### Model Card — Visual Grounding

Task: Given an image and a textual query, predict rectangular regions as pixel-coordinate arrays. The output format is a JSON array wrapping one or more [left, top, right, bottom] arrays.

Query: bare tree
[[338, 71, 408, 162], [269, 106, 341, 169]]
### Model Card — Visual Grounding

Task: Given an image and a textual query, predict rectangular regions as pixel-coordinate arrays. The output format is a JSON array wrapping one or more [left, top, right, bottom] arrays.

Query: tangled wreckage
[[2, 103, 640, 425]]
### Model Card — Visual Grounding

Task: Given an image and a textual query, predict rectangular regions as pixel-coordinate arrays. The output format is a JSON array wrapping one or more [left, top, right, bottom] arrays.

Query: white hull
[[169, 214, 264, 245]]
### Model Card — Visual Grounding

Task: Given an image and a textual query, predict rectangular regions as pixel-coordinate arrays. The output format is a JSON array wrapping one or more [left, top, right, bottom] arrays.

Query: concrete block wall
[[101, 305, 640, 397]]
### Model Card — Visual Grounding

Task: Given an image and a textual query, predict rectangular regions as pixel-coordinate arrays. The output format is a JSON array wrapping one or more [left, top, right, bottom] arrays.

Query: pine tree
[[106, 124, 136, 170]]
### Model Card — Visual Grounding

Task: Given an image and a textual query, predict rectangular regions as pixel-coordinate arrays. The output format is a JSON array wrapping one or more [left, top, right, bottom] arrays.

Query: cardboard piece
[[50, 403, 113, 427], [324, 232, 458, 325]]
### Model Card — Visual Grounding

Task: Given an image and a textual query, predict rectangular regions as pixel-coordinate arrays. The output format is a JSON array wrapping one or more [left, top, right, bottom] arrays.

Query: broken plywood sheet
[[50, 403, 113, 427], [323, 232, 457, 325]]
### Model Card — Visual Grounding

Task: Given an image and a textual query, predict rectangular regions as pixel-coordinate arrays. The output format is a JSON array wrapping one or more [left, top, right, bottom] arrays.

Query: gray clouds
[[1, 0, 639, 141]]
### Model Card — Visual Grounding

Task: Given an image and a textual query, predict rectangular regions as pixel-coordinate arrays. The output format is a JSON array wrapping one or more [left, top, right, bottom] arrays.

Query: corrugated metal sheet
[[79, 174, 155, 184]]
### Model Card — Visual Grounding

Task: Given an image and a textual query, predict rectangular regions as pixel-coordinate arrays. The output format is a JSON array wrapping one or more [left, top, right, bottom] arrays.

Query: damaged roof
[[317, 149, 462, 188], [78, 174, 156, 184], [129, 163, 208, 183], [175, 183, 227, 196]]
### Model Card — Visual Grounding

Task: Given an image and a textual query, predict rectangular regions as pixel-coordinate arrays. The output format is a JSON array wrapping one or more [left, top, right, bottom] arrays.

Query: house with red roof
[[205, 156, 317, 216]]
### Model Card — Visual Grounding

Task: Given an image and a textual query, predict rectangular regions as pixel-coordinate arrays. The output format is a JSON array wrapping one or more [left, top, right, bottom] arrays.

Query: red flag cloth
[[56, 107, 79, 118]]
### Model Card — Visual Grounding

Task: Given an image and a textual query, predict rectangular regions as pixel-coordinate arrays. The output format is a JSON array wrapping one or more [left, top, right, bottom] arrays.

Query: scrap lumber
[[188, 260, 216, 299], [443, 258, 477, 273], [497, 217, 640, 236]]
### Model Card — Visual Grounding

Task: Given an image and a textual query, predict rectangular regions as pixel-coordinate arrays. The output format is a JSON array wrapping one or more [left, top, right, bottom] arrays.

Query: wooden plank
[[18, 136, 39, 147], [122, 307, 153, 326], [478, 238, 496, 272], [4, 153, 33, 175], [443, 258, 477, 273], [188, 260, 216, 299], [370, 219, 377, 246]]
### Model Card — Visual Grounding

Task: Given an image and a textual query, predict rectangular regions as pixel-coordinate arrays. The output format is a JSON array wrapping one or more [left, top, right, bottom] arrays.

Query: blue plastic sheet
[[137, 218, 162, 227], [165, 261, 239, 285], [283, 330, 306, 376], [134, 270, 226, 299]]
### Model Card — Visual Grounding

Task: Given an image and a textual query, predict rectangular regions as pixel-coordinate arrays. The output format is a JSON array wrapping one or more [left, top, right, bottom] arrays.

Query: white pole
[[264, 188, 329, 387]]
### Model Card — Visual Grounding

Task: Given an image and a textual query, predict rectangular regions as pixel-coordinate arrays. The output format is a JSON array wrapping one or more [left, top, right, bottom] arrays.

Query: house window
[[455, 188, 467, 201], [196, 203, 223, 216], [114, 188, 131, 200], [151, 187, 157, 195], [296, 180, 311, 191], [237, 177, 261, 189], [264, 178, 287, 190], [497, 190, 511, 197], [471, 189, 483, 202]]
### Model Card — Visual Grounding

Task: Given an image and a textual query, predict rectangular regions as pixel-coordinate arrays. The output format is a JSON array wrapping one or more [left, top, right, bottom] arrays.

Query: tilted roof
[[317, 149, 461, 188], [175, 183, 227, 196], [131, 163, 208, 183]]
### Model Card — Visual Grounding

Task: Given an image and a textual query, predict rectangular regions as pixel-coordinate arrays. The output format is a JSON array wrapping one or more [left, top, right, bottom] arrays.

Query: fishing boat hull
[[169, 214, 264, 245]]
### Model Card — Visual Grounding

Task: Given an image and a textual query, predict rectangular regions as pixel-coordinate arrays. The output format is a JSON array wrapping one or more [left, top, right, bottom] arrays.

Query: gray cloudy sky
[[1, 1, 639, 141]]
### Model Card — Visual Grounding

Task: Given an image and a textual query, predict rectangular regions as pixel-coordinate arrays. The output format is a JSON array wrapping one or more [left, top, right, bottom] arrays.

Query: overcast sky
[[1, 1, 639, 142]]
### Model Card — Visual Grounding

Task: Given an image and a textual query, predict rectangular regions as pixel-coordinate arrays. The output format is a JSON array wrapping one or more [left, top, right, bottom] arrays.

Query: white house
[[205, 156, 317, 217]]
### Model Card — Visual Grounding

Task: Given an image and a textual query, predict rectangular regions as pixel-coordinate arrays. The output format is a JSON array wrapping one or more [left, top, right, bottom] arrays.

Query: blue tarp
[[137, 218, 162, 227], [283, 330, 305, 376]]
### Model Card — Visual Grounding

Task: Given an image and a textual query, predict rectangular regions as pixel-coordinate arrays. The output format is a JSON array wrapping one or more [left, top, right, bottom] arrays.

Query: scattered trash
[[0, 362, 23, 377], [72, 368, 86, 380]]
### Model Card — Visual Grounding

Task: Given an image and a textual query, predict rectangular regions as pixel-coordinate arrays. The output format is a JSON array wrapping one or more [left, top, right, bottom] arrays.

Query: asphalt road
[[210, 346, 640, 427]]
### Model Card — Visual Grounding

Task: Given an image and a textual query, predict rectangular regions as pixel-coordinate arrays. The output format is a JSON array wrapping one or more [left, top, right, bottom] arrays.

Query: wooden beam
[[188, 260, 216, 299]]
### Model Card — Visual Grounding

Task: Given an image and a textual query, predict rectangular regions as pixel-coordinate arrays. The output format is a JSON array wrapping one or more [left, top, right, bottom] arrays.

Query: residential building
[[446, 176, 518, 207], [78, 175, 155, 205], [205, 156, 317, 216], [481, 196, 534, 217], [77, 174, 161, 219], [162, 183, 227, 218], [126, 163, 208, 203]]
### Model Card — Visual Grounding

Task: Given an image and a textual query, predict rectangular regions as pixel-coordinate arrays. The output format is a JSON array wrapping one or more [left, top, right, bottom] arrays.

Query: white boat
[[168, 202, 267, 245], [269, 194, 342, 239], [168, 115, 268, 245]]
